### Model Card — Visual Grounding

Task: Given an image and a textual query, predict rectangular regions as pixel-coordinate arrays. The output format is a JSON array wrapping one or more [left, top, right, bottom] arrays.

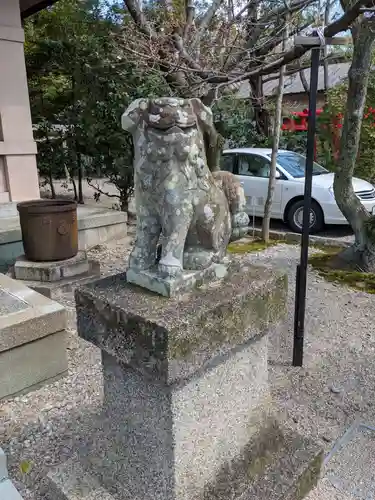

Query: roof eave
[[21, 0, 59, 19]]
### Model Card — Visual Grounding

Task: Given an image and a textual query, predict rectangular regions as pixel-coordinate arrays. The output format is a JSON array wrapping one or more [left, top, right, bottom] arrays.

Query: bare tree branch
[[256, 21, 310, 58], [184, 0, 195, 39], [207, 0, 373, 86], [299, 66, 310, 93], [233, 0, 257, 22], [193, 0, 226, 47], [323, 0, 333, 92], [123, 0, 154, 38], [261, 53, 349, 85], [173, 33, 204, 72]]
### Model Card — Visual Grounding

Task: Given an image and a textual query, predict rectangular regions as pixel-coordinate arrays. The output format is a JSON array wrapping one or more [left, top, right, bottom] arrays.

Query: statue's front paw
[[158, 263, 182, 278], [158, 254, 183, 278], [183, 248, 215, 270], [230, 212, 249, 241], [128, 246, 157, 271], [232, 212, 249, 228]]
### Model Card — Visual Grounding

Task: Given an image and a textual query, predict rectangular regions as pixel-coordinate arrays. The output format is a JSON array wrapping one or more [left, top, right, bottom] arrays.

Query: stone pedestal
[[0, 448, 24, 499], [46, 263, 322, 500], [12, 252, 100, 297], [0, 273, 68, 400]]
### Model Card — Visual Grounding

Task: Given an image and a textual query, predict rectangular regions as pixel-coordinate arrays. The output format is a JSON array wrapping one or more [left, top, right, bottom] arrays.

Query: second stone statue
[[122, 97, 249, 296]]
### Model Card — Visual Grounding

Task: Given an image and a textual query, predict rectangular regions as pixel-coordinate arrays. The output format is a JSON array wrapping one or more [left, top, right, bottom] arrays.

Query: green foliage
[[318, 73, 375, 182], [25, 0, 169, 209], [212, 97, 272, 148], [278, 130, 307, 154], [212, 96, 309, 153]]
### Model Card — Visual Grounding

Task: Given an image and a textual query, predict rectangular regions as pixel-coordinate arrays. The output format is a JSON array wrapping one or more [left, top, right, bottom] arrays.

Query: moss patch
[[309, 248, 375, 294], [228, 238, 280, 254], [309, 244, 345, 255]]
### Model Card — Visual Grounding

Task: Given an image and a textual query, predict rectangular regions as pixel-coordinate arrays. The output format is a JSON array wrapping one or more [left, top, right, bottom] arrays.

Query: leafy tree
[[318, 74, 375, 183], [333, 5, 375, 271], [25, 0, 168, 211], [118, 0, 367, 144], [212, 97, 272, 148]]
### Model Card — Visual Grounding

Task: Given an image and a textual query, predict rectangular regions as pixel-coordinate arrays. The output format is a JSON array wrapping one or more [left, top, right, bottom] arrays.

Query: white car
[[221, 148, 375, 233]]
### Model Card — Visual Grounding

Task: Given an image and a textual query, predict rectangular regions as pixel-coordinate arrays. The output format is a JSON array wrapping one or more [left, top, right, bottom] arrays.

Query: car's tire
[[286, 199, 324, 234]]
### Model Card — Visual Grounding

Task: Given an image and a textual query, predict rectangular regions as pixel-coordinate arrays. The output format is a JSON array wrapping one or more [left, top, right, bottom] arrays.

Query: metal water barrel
[[17, 199, 78, 262]]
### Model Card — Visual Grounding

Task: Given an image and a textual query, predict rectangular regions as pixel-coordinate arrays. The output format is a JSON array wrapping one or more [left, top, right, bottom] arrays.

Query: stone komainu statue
[[122, 97, 249, 278]]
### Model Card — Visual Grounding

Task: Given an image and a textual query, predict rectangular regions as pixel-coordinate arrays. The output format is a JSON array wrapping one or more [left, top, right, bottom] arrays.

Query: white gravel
[[1, 240, 375, 499]]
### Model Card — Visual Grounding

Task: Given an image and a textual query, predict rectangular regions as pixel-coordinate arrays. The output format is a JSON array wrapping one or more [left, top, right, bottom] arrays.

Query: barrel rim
[[17, 199, 77, 215]]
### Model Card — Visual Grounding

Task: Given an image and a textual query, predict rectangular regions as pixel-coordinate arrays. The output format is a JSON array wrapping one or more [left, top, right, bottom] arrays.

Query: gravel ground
[[1, 239, 375, 499]]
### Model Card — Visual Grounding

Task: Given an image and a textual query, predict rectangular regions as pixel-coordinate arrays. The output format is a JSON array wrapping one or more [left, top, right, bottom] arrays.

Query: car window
[[271, 151, 327, 178], [220, 154, 235, 173], [238, 155, 270, 178]]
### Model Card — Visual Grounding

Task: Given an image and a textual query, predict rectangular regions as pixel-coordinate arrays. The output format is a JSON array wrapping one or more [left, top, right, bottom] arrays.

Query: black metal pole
[[292, 46, 320, 367]]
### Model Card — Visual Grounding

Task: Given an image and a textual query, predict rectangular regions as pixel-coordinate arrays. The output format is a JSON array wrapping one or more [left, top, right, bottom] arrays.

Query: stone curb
[[248, 228, 352, 248], [0, 448, 24, 499]]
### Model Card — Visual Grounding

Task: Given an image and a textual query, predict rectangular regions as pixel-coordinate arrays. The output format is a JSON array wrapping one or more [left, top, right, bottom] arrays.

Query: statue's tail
[[212, 171, 249, 241]]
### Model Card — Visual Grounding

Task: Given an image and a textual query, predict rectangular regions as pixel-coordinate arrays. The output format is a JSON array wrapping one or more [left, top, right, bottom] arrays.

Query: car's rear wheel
[[286, 199, 324, 234]]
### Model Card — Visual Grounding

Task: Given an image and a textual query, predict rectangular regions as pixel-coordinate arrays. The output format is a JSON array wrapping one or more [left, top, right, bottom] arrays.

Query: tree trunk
[[299, 67, 310, 95], [48, 168, 56, 199], [323, 3, 330, 98], [262, 17, 288, 242], [77, 152, 84, 204], [120, 194, 129, 213], [250, 76, 270, 137], [333, 22, 375, 271], [70, 174, 78, 201]]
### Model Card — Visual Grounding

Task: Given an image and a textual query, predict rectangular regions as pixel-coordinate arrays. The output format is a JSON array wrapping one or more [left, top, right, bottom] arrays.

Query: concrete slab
[[15, 260, 101, 298], [70, 264, 322, 500], [0, 273, 66, 352], [14, 252, 90, 282], [0, 448, 24, 500], [325, 423, 375, 499], [0, 273, 68, 399], [307, 479, 356, 500], [0, 479, 24, 500], [0, 204, 127, 270], [45, 458, 116, 500], [0, 329, 68, 399], [126, 261, 230, 297], [0, 448, 7, 482], [0, 287, 28, 315]]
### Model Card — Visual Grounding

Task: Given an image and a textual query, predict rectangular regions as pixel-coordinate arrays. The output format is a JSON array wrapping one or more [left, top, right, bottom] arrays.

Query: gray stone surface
[[14, 252, 90, 282], [0, 288, 28, 315], [16, 260, 101, 298], [325, 424, 375, 499], [0, 330, 68, 400], [45, 458, 116, 500], [122, 97, 249, 291], [46, 425, 322, 500], [0, 448, 24, 500], [0, 273, 68, 399], [73, 264, 322, 500], [126, 260, 230, 297], [203, 425, 323, 500], [76, 262, 287, 384], [84, 337, 271, 500], [0, 479, 24, 500], [0, 273, 66, 352], [249, 227, 351, 249], [0, 448, 7, 482], [67, 260, 321, 500]]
